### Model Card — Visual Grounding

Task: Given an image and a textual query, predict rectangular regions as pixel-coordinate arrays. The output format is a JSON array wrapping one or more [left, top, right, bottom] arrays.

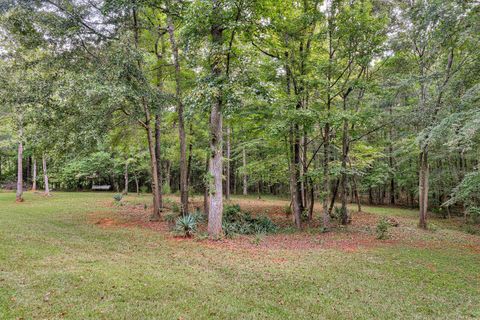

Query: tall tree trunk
[[167, 14, 188, 215], [208, 13, 224, 237], [340, 122, 349, 225], [204, 152, 209, 215], [42, 154, 50, 196], [322, 122, 331, 229], [418, 148, 429, 229], [134, 173, 139, 195], [26, 156, 31, 187], [32, 157, 37, 192], [242, 147, 247, 195], [147, 127, 162, 220], [123, 161, 129, 195], [16, 127, 23, 202], [132, 7, 161, 220], [225, 125, 231, 200], [155, 115, 163, 208], [328, 179, 340, 216], [289, 129, 302, 228]]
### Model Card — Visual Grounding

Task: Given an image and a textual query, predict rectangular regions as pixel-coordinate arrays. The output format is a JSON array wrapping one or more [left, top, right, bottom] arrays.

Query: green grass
[[0, 192, 479, 319]]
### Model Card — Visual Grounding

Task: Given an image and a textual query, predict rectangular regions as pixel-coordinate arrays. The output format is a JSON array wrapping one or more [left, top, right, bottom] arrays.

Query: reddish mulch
[[88, 197, 480, 254]]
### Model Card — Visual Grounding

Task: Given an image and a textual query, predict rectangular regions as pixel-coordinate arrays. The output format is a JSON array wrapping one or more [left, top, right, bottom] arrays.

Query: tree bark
[[123, 161, 129, 195], [42, 154, 50, 196], [167, 14, 188, 215], [208, 11, 224, 237], [322, 123, 330, 229], [134, 173, 139, 195], [242, 147, 247, 195], [204, 152, 209, 215], [16, 128, 23, 202], [225, 125, 231, 200], [154, 115, 163, 208], [132, 7, 161, 220], [32, 157, 37, 192], [418, 148, 429, 229]]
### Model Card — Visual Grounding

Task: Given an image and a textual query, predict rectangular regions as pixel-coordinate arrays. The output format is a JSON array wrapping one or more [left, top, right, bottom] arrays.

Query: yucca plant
[[174, 214, 197, 238]]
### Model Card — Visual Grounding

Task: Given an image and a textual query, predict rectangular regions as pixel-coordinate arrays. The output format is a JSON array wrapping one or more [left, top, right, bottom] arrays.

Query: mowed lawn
[[0, 192, 479, 319]]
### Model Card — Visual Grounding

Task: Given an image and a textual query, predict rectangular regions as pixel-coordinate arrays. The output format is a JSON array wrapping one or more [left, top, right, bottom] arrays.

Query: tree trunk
[[167, 14, 188, 215], [42, 154, 50, 196], [340, 113, 349, 225], [134, 174, 139, 195], [208, 13, 224, 238], [204, 152, 209, 215], [155, 115, 163, 208], [123, 161, 129, 195], [328, 179, 340, 216], [147, 126, 162, 221], [289, 129, 302, 228], [32, 157, 37, 192], [225, 125, 231, 200], [242, 147, 247, 195], [16, 130, 23, 202], [418, 148, 429, 229]]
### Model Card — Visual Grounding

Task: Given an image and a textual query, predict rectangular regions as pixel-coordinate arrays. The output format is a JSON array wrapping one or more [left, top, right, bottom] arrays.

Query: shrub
[[162, 182, 171, 194], [192, 208, 206, 223], [463, 224, 480, 235], [164, 213, 177, 224], [468, 206, 480, 224], [174, 214, 197, 237], [140, 185, 148, 194], [376, 217, 389, 240], [284, 205, 292, 217], [222, 204, 277, 237], [113, 194, 123, 202], [250, 233, 264, 246], [171, 202, 180, 213]]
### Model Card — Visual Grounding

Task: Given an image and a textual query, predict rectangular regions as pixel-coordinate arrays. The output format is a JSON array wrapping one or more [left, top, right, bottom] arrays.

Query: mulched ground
[[88, 196, 480, 254]]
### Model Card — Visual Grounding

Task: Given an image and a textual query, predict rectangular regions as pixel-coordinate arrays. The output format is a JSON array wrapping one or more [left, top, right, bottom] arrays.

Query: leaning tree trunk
[[16, 132, 23, 202], [32, 157, 37, 192], [147, 125, 162, 221], [42, 154, 50, 196], [418, 147, 429, 229], [167, 14, 188, 215]]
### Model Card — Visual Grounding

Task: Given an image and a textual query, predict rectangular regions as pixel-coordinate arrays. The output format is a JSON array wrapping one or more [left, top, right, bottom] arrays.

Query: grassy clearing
[[0, 192, 479, 319]]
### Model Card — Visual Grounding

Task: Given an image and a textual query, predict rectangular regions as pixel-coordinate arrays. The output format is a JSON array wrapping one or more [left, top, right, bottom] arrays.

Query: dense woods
[[0, 0, 479, 237]]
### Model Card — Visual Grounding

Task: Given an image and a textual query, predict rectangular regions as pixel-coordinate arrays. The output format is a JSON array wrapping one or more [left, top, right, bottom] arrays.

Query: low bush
[[222, 204, 277, 237], [376, 217, 389, 240], [171, 202, 180, 213], [284, 205, 292, 217], [113, 193, 123, 202]]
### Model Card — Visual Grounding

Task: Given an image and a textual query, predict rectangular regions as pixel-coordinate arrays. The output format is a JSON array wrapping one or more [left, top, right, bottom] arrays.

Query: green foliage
[[163, 213, 177, 224], [113, 194, 123, 202], [376, 217, 389, 240], [171, 202, 180, 213], [174, 214, 197, 238], [222, 204, 277, 236]]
